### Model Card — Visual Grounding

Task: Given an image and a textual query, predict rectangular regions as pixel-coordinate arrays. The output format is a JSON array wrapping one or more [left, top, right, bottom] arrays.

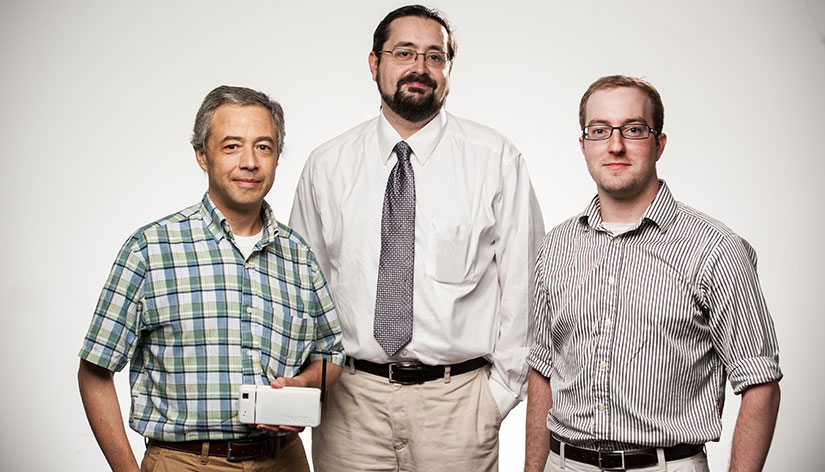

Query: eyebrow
[[393, 41, 446, 52], [219, 136, 275, 144], [587, 117, 649, 126]]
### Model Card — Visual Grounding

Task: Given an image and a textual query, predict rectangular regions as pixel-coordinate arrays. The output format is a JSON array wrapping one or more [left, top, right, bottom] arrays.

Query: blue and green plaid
[[79, 193, 344, 441]]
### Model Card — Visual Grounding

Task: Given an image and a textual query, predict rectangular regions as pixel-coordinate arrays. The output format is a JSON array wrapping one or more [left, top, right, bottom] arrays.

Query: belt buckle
[[226, 438, 261, 462], [388, 361, 420, 384], [598, 450, 625, 471]]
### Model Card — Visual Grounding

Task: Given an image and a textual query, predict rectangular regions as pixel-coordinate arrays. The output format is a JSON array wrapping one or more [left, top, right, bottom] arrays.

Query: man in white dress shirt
[[289, 4, 544, 471]]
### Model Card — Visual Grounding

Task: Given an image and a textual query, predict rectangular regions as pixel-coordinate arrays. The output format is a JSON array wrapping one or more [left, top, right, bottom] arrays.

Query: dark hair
[[191, 85, 285, 155], [579, 75, 664, 132], [372, 5, 456, 62]]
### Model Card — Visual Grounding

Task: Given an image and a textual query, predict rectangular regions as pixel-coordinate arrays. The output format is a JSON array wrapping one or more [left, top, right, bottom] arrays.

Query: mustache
[[397, 73, 437, 89]]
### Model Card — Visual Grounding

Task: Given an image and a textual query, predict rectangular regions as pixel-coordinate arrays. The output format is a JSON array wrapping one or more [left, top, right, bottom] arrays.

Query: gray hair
[[191, 85, 285, 155]]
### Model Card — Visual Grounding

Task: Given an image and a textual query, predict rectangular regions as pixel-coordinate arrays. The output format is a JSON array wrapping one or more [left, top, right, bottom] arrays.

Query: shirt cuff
[[728, 355, 783, 394], [309, 351, 346, 367], [489, 375, 519, 419]]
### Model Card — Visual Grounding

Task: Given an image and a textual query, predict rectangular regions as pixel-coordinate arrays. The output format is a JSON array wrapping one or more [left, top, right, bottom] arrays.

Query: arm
[[489, 154, 545, 417], [525, 368, 553, 472], [729, 381, 781, 472], [78, 359, 140, 472]]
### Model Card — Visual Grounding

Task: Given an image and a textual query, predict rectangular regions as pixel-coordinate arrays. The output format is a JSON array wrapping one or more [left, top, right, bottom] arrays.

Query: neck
[[211, 195, 264, 236], [381, 105, 437, 140], [598, 184, 659, 224]]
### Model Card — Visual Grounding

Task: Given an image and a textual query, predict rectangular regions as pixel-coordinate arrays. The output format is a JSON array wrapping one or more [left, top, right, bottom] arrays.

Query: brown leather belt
[[147, 433, 297, 462], [352, 357, 488, 384], [550, 436, 704, 470]]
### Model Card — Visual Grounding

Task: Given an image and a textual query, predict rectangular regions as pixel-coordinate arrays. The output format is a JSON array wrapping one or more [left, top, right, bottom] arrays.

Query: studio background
[[2, 1, 822, 470]]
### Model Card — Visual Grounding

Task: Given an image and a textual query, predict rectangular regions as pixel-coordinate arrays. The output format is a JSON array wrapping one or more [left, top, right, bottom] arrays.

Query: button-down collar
[[578, 180, 679, 234], [199, 192, 279, 248]]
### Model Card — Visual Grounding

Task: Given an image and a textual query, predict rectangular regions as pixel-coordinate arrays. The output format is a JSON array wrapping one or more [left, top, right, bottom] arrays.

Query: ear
[[195, 146, 209, 172], [654, 133, 667, 161], [369, 51, 379, 82], [579, 135, 586, 155]]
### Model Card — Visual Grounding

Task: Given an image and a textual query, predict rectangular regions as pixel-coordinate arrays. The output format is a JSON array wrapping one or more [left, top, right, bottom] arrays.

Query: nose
[[411, 52, 428, 73], [607, 130, 626, 155], [239, 145, 258, 170]]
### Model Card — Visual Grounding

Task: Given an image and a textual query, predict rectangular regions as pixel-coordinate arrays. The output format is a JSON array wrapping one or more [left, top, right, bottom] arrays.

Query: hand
[[255, 376, 306, 433]]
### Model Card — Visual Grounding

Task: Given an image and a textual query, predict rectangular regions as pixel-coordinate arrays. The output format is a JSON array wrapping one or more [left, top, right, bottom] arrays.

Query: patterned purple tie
[[374, 141, 415, 356]]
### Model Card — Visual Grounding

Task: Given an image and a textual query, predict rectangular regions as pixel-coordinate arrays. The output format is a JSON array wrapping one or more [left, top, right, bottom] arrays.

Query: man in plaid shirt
[[77, 85, 345, 472]]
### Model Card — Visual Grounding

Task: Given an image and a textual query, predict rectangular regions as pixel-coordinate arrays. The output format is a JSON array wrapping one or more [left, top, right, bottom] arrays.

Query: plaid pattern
[[79, 193, 344, 441]]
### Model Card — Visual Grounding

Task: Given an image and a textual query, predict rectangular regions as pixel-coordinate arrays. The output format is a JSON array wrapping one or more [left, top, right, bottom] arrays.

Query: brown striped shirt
[[527, 181, 782, 449]]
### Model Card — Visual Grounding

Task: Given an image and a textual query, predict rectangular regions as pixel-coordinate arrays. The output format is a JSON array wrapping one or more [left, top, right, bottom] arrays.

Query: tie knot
[[394, 141, 412, 162]]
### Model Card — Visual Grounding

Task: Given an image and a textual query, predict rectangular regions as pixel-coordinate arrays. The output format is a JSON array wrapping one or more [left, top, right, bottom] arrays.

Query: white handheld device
[[237, 385, 322, 427]]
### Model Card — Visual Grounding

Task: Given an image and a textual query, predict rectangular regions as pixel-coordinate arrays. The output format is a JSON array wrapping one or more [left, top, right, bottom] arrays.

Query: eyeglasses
[[582, 124, 659, 141], [377, 48, 450, 67]]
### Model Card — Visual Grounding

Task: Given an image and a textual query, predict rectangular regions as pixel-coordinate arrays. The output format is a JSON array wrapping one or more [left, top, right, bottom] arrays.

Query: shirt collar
[[376, 108, 447, 166], [578, 180, 678, 234], [199, 192, 280, 246]]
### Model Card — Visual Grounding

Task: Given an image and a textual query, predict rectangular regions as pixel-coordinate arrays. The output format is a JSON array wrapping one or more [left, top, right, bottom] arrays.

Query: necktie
[[374, 141, 415, 356]]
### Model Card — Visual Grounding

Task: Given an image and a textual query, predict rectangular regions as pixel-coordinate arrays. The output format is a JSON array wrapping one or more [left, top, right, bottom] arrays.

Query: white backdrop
[[1, 1, 823, 470]]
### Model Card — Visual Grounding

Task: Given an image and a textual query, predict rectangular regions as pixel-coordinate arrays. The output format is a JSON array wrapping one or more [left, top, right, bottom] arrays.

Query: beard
[[378, 72, 447, 123]]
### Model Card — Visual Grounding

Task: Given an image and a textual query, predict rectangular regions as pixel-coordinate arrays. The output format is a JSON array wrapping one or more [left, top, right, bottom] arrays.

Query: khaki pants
[[544, 450, 710, 472], [140, 436, 309, 472], [312, 364, 502, 472]]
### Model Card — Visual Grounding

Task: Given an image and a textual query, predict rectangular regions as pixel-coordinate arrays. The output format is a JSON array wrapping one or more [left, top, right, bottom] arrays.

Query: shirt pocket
[[428, 220, 478, 284], [256, 307, 316, 377]]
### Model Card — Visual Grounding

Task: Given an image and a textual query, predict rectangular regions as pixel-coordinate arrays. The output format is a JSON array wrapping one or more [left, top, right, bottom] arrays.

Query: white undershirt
[[602, 221, 636, 237], [234, 229, 264, 260]]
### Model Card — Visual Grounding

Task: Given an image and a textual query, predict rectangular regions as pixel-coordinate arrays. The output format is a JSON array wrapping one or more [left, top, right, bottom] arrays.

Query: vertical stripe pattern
[[527, 181, 782, 449]]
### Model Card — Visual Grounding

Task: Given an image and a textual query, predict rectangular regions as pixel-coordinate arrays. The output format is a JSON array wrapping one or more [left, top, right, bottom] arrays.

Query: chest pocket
[[254, 305, 316, 377], [428, 220, 479, 284]]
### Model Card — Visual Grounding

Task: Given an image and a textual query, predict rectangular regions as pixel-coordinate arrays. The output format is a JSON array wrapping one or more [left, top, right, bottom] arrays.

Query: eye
[[224, 144, 238, 150], [394, 49, 413, 59], [257, 144, 271, 151], [426, 53, 445, 64]]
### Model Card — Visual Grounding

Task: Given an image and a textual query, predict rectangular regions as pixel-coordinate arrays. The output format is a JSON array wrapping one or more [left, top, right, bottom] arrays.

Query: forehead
[[384, 16, 448, 50], [209, 104, 276, 136], [584, 87, 654, 125]]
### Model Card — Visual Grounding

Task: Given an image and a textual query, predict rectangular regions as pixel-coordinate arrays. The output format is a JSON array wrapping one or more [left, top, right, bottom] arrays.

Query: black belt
[[351, 357, 488, 384], [550, 436, 704, 470], [147, 433, 297, 462]]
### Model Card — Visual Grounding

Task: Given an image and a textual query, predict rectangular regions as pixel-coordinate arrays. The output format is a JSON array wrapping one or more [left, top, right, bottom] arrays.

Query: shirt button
[[246, 307, 253, 314], [599, 361, 607, 369], [597, 403, 606, 411], [613, 236, 621, 244], [603, 318, 611, 327], [247, 350, 254, 358], [400, 349, 408, 357], [608, 276, 615, 284]]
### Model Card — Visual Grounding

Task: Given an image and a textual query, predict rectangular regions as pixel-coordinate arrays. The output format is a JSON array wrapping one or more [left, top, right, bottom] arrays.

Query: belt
[[351, 357, 488, 384], [147, 433, 297, 462], [550, 436, 704, 470]]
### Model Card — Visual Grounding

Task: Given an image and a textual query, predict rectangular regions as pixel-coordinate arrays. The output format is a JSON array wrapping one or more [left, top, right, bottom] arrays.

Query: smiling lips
[[234, 177, 262, 187]]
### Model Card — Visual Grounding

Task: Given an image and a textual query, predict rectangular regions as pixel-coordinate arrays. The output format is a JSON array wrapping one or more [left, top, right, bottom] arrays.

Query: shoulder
[[444, 112, 518, 151], [129, 203, 202, 243], [307, 118, 378, 162], [271, 221, 320, 266], [673, 202, 738, 240]]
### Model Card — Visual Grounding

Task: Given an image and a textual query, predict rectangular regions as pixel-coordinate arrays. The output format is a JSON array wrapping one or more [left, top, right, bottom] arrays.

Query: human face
[[195, 104, 279, 219], [579, 86, 667, 204], [369, 16, 452, 124]]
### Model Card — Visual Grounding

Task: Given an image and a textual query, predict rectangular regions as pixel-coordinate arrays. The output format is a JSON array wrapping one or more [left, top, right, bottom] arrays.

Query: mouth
[[604, 162, 630, 169], [398, 74, 436, 91], [233, 178, 262, 188]]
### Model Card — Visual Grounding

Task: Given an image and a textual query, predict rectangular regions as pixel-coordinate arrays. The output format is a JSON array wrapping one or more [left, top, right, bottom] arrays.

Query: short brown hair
[[578, 75, 664, 132], [372, 5, 456, 62]]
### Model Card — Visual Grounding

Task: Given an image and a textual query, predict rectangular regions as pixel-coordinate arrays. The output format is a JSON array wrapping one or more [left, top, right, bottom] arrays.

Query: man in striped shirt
[[526, 76, 782, 472], [77, 86, 345, 471]]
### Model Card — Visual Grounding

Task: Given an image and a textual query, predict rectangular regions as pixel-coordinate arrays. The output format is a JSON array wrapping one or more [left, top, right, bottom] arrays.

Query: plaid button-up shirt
[[79, 193, 344, 441]]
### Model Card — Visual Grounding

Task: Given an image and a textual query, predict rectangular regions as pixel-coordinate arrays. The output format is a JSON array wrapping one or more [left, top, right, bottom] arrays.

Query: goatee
[[379, 73, 447, 123]]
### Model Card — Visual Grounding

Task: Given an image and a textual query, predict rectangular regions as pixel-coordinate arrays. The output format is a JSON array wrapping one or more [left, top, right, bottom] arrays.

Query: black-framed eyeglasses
[[377, 48, 450, 67], [582, 124, 659, 141]]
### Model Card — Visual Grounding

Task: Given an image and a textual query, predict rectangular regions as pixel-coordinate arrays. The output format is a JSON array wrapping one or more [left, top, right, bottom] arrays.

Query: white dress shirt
[[290, 110, 544, 416]]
